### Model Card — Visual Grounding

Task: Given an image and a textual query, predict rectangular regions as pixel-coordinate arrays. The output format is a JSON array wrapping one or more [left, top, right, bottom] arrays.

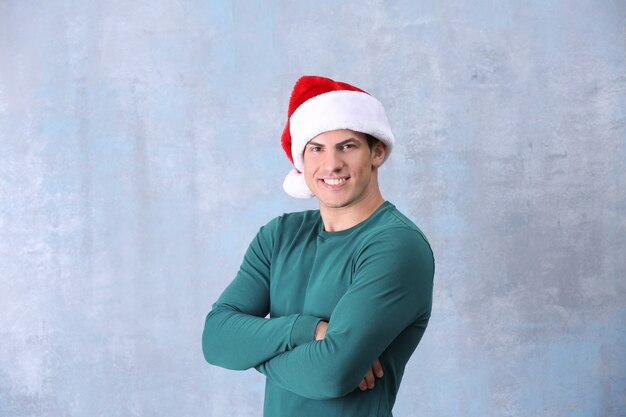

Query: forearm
[[255, 322, 390, 399], [202, 304, 321, 370]]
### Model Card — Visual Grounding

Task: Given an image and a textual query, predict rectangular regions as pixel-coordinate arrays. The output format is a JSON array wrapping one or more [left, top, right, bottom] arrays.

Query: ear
[[371, 141, 386, 168]]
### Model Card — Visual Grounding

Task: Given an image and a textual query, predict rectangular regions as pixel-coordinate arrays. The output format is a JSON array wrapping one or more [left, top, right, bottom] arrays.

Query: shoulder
[[351, 206, 434, 306], [360, 203, 434, 261], [249, 209, 320, 257], [356, 227, 434, 274], [257, 209, 320, 238]]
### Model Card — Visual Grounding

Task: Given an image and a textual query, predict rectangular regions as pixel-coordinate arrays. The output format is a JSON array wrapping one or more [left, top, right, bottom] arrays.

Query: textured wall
[[1, 1, 624, 416]]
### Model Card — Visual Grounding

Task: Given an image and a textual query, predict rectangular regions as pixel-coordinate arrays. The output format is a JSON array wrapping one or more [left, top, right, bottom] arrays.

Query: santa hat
[[281, 75, 395, 198]]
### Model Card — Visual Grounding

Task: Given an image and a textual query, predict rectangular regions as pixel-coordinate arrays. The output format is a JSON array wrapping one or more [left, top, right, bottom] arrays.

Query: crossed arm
[[202, 222, 434, 400], [314, 320, 384, 392], [202, 220, 320, 370]]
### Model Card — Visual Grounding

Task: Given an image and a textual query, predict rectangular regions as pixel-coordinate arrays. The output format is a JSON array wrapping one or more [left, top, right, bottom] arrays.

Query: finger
[[358, 378, 368, 391], [364, 368, 375, 389], [372, 359, 384, 378], [314, 321, 328, 341]]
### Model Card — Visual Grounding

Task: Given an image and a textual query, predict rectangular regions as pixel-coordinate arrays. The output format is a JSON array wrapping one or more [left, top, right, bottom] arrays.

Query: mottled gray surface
[[1, 1, 624, 416]]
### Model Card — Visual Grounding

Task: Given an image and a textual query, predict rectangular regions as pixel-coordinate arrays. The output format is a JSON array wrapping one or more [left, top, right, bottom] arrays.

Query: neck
[[319, 189, 385, 232]]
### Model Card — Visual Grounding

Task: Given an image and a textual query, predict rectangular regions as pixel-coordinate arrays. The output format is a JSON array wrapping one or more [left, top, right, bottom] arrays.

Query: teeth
[[323, 178, 346, 185]]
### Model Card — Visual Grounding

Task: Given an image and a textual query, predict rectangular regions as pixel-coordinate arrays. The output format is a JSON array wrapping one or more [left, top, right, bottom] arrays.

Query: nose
[[322, 149, 344, 172]]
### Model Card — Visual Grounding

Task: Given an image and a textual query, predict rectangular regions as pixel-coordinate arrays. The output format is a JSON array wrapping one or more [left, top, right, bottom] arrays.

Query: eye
[[308, 145, 321, 153], [341, 144, 355, 151]]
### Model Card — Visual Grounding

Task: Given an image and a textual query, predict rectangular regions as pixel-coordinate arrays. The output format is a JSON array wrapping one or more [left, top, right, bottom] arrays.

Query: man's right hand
[[314, 320, 384, 391]]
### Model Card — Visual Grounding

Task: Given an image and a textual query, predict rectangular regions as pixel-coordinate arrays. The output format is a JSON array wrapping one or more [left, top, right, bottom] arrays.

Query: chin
[[322, 202, 346, 209], [318, 196, 353, 209]]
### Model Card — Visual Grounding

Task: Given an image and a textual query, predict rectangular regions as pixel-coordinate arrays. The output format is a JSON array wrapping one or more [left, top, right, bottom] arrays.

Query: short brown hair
[[365, 134, 380, 149]]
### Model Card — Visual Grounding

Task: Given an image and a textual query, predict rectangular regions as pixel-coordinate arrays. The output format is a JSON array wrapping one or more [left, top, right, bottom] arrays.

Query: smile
[[323, 178, 347, 185]]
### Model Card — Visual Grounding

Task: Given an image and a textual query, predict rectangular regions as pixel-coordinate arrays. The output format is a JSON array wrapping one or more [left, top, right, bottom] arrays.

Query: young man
[[202, 76, 434, 417]]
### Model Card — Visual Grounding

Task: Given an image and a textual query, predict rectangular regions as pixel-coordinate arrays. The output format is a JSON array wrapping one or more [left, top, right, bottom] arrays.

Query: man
[[202, 75, 434, 417]]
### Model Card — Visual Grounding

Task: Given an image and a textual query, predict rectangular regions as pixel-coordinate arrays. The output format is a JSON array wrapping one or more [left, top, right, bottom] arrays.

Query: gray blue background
[[1, 1, 625, 416]]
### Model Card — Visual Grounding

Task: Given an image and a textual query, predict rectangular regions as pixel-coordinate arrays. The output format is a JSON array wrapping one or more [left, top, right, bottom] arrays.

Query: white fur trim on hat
[[282, 168, 314, 198], [289, 90, 395, 172]]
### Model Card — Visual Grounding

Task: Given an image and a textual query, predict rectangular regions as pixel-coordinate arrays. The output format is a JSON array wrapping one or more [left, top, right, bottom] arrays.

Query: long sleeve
[[202, 218, 321, 370], [255, 227, 434, 400]]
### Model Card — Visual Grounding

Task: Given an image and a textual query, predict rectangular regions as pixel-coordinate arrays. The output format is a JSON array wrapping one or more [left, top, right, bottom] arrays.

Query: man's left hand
[[314, 320, 384, 391]]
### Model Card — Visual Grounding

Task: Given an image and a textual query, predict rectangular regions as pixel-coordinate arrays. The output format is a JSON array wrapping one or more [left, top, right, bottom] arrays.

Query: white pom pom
[[283, 169, 314, 198]]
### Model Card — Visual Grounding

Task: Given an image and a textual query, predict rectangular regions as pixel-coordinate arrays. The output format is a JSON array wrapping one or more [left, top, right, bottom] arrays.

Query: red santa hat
[[281, 75, 395, 198]]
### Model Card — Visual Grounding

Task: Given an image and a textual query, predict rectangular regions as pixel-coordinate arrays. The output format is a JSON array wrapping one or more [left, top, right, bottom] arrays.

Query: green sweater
[[202, 201, 434, 417]]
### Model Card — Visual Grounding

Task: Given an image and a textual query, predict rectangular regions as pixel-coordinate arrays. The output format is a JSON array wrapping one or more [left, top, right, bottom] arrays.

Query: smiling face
[[302, 129, 386, 211]]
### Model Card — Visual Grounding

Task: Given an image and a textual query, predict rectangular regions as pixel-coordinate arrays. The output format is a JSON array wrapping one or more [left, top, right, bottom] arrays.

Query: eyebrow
[[306, 138, 360, 148]]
